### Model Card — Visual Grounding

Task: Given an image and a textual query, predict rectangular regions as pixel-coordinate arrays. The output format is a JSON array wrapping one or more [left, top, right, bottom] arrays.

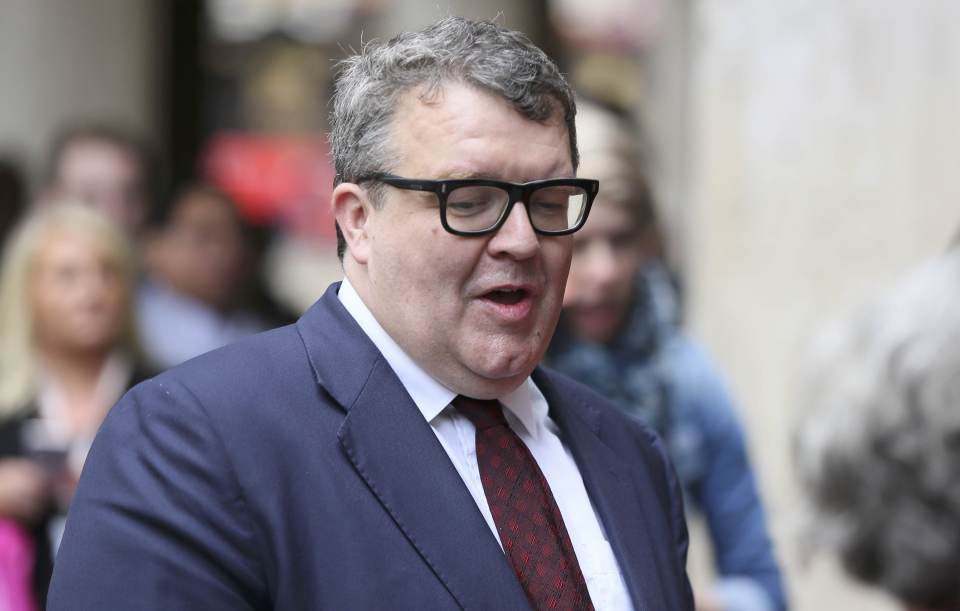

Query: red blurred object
[[203, 132, 336, 240]]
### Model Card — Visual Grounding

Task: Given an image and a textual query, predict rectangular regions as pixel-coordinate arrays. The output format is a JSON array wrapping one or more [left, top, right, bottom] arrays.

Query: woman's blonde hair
[[575, 98, 658, 233], [0, 202, 138, 415]]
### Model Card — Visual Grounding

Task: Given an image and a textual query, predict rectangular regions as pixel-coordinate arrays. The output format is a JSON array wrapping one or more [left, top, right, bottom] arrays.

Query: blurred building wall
[[0, 0, 159, 187], [641, 0, 693, 271], [675, 2, 960, 609]]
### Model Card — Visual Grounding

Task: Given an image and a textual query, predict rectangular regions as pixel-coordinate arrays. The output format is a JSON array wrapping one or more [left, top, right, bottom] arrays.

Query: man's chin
[[459, 348, 541, 397], [456, 374, 529, 400]]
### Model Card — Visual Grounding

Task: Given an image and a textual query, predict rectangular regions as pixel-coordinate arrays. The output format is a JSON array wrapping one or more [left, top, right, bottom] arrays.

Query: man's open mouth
[[483, 288, 529, 306]]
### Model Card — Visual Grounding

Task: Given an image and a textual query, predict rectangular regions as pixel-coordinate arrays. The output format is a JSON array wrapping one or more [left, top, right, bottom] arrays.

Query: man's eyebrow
[[438, 170, 578, 181], [438, 170, 488, 180]]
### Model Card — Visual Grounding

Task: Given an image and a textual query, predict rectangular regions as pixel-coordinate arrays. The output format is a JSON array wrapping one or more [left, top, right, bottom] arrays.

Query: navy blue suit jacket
[[48, 283, 694, 610]]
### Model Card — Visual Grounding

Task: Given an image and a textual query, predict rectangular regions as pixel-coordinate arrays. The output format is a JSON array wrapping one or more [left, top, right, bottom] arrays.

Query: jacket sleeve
[[48, 377, 269, 610]]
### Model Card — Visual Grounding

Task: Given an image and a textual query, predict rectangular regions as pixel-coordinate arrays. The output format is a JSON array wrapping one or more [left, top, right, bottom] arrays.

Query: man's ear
[[332, 182, 374, 264]]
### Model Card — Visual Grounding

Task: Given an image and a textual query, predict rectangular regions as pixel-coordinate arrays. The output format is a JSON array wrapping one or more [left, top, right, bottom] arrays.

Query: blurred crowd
[[0, 101, 957, 611], [0, 122, 295, 609]]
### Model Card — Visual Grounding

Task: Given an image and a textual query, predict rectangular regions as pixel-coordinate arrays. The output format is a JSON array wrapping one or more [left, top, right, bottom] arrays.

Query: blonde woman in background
[[0, 202, 151, 610]]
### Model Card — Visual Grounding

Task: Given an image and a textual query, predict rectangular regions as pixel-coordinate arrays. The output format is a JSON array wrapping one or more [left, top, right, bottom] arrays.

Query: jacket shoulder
[[145, 323, 312, 409]]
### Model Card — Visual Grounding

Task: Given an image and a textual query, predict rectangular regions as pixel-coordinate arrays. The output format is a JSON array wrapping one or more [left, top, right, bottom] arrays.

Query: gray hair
[[329, 16, 578, 258], [794, 252, 960, 610]]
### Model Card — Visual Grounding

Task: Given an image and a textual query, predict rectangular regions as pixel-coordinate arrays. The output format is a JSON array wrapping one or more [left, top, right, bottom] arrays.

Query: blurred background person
[[548, 99, 786, 611], [137, 182, 271, 370], [41, 122, 156, 238], [0, 202, 149, 609], [794, 250, 960, 611]]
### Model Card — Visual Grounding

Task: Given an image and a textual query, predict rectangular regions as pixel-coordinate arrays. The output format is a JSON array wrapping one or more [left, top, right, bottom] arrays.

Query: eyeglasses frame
[[356, 173, 599, 237]]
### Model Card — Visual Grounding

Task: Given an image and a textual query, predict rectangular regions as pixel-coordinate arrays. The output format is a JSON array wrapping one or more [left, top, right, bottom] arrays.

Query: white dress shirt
[[339, 278, 634, 610]]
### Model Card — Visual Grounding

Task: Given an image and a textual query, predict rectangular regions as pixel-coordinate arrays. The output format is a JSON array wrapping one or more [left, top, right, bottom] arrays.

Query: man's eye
[[531, 201, 567, 216], [447, 200, 489, 216]]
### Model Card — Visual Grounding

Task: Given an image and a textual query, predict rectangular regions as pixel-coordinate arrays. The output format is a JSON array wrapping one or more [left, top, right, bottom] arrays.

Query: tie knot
[[453, 395, 508, 431]]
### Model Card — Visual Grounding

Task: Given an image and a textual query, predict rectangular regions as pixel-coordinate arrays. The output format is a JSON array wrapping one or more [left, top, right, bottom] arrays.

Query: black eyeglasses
[[358, 173, 599, 236]]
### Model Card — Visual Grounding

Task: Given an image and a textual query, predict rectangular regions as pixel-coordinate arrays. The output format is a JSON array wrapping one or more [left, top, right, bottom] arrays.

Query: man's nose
[[487, 202, 539, 259]]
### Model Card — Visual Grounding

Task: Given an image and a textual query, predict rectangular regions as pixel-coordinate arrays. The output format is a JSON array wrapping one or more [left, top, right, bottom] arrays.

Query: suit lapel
[[297, 286, 528, 610], [534, 369, 672, 611], [338, 358, 528, 610]]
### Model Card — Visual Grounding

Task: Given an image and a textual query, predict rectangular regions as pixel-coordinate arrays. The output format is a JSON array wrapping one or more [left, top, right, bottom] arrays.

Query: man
[[49, 17, 693, 610], [42, 122, 154, 236]]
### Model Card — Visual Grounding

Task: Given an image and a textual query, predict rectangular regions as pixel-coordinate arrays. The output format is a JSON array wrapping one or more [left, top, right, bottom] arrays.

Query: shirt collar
[[338, 277, 455, 422], [337, 277, 548, 438], [498, 376, 549, 439]]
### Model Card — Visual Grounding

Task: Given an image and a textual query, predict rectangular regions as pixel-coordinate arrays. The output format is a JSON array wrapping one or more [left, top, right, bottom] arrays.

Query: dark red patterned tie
[[453, 395, 595, 611]]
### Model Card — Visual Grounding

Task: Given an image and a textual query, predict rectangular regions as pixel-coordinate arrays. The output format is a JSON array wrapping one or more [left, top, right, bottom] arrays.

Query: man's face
[[357, 84, 575, 398], [55, 139, 146, 235], [563, 201, 649, 344]]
